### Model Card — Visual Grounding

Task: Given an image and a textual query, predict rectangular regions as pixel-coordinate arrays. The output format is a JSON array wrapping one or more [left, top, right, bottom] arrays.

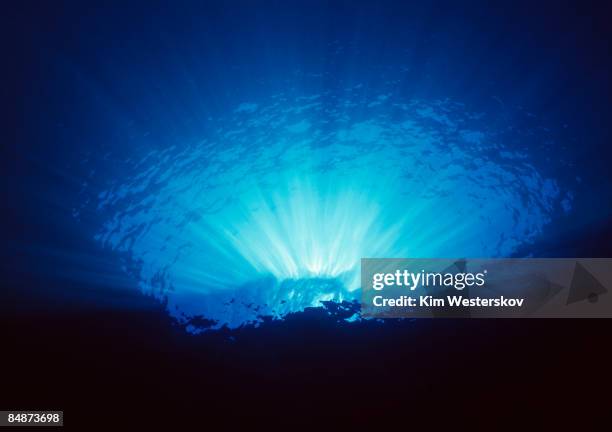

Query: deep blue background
[[2, 0, 612, 426]]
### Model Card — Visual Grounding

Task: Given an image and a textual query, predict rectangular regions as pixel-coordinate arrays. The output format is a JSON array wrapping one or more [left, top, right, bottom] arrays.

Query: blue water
[[12, 1, 611, 332], [74, 77, 572, 330]]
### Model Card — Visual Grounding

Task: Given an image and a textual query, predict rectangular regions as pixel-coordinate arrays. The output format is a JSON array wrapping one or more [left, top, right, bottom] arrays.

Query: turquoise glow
[[86, 90, 571, 331]]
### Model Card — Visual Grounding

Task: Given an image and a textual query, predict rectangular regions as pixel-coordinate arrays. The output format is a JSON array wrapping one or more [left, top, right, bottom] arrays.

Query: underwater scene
[[4, 1, 612, 426], [77, 79, 574, 330], [8, 0, 611, 331]]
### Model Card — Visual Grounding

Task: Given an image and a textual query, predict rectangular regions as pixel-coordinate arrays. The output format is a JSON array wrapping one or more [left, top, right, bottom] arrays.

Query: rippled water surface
[[77, 82, 572, 331]]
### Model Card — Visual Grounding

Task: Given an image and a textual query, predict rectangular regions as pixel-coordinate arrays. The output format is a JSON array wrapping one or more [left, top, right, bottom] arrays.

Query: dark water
[[2, 0, 612, 425]]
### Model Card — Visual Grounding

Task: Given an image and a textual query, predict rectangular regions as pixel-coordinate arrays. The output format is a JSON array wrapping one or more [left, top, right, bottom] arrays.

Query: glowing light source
[[85, 90, 570, 330]]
